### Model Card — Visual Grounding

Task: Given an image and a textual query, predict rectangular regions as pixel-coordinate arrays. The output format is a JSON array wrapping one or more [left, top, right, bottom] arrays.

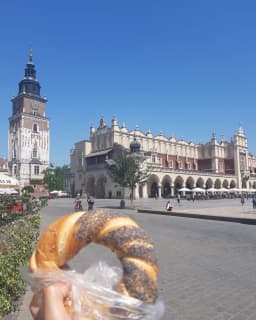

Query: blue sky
[[0, 0, 255, 166]]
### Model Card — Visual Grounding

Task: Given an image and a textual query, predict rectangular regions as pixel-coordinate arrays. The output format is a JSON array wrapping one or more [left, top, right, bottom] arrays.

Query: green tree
[[21, 185, 34, 195], [108, 154, 149, 202], [43, 164, 65, 191]]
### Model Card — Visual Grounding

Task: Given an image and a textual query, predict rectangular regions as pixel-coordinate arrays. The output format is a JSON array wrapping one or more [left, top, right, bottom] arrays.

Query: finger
[[30, 292, 43, 319]]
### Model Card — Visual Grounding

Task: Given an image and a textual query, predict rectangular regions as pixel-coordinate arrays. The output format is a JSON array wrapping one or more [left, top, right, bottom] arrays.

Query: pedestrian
[[252, 194, 256, 209], [74, 193, 82, 211], [87, 195, 95, 210], [166, 200, 172, 211], [241, 194, 245, 206], [177, 193, 180, 205]]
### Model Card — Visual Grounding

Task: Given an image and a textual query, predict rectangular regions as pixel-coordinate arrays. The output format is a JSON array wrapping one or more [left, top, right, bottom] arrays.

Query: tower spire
[[29, 48, 33, 62]]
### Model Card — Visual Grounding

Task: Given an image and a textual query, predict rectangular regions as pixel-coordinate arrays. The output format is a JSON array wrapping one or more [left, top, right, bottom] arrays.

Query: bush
[[0, 194, 44, 317], [39, 197, 48, 208], [0, 214, 40, 317], [31, 215, 40, 229]]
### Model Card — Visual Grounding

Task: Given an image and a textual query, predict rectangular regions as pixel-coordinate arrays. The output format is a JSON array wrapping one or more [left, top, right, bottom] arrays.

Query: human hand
[[30, 282, 72, 320]]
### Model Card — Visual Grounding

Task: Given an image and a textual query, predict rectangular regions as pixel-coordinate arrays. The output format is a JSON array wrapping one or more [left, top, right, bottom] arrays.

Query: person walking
[[252, 194, 256, 209], [74, 193, 82, 211], [177, 193, 180, 205], [87, 195, 95, 210], [241, 194, 245, 206]]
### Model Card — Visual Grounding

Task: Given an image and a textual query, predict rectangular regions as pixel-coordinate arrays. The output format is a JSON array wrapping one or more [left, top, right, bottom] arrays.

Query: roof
[[86, 149, 112, 158]]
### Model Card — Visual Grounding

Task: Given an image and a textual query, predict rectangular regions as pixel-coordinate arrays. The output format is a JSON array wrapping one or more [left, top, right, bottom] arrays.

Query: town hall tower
[[8, 50, 50, 191]]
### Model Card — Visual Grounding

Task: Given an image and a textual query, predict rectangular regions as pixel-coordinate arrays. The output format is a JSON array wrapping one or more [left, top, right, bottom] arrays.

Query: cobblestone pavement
[[18, 198, 256, 320]]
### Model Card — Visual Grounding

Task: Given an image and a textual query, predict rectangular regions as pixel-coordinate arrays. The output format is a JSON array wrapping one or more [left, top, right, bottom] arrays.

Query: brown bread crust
[[29, 209, 158, 303]]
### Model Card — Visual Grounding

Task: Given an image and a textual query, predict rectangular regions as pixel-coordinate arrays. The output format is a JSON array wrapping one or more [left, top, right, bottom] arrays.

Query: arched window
[[33, 123, 39, 133]]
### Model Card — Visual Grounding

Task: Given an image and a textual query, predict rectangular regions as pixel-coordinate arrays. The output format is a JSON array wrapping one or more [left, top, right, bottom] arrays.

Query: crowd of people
[[165, 192, 256, 212]]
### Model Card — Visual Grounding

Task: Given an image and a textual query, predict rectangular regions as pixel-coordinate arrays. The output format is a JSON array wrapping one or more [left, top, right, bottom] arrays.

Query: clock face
[[32, 101, 39, 110]]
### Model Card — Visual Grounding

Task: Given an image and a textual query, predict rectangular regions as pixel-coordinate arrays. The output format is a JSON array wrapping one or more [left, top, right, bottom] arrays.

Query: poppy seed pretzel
[[29, 209, 158, 304]]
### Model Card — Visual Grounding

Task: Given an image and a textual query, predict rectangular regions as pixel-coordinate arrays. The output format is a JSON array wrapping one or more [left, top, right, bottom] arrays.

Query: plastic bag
[[22, 261, 165, 319]]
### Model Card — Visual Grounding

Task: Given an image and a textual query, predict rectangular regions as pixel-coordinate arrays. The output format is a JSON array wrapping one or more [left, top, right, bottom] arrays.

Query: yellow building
[[70, 116, 256, 199]]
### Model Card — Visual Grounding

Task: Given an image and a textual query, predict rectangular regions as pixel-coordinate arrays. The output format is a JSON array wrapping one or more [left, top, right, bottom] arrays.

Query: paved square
[[18, 197, 256, 320]]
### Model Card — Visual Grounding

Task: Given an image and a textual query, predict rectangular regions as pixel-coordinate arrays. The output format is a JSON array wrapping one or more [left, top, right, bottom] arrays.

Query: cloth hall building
[[70, 117, 256, 199]]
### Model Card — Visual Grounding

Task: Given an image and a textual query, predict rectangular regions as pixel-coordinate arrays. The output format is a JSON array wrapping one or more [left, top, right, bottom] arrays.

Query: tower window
[[33, 123, 39, 133], [34, 166, 40, 175]]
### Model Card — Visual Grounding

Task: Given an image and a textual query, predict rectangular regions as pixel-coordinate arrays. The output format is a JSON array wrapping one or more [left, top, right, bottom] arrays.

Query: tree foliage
[[43, 163, 65, 191], [108, 154, 149, 199], [21, 185, 34, 194]]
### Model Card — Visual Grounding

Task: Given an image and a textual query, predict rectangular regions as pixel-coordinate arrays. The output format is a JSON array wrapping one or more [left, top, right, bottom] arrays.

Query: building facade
[[70, 116, 256, 199], [8, 51, 50, 192]]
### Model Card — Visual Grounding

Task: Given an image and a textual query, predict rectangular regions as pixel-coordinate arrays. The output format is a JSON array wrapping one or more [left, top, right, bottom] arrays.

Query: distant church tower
[[8, 50, 50, 190]]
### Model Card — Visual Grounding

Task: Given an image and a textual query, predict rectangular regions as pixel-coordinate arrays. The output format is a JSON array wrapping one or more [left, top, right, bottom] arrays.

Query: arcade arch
[[196, 177, 204, 188], [174, 176, 184, 194], [222, 179, 229, 188], [230, 180, 236, 188], [186, 176, 194, 189], [161, 175, 172, 198], [148, 174, 160, 198], [205, 178, 213, 189], [214, 179, 221, 189]]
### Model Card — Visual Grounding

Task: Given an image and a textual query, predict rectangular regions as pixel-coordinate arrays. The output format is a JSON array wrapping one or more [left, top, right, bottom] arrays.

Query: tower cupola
[[18, 49, 41, 97]]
